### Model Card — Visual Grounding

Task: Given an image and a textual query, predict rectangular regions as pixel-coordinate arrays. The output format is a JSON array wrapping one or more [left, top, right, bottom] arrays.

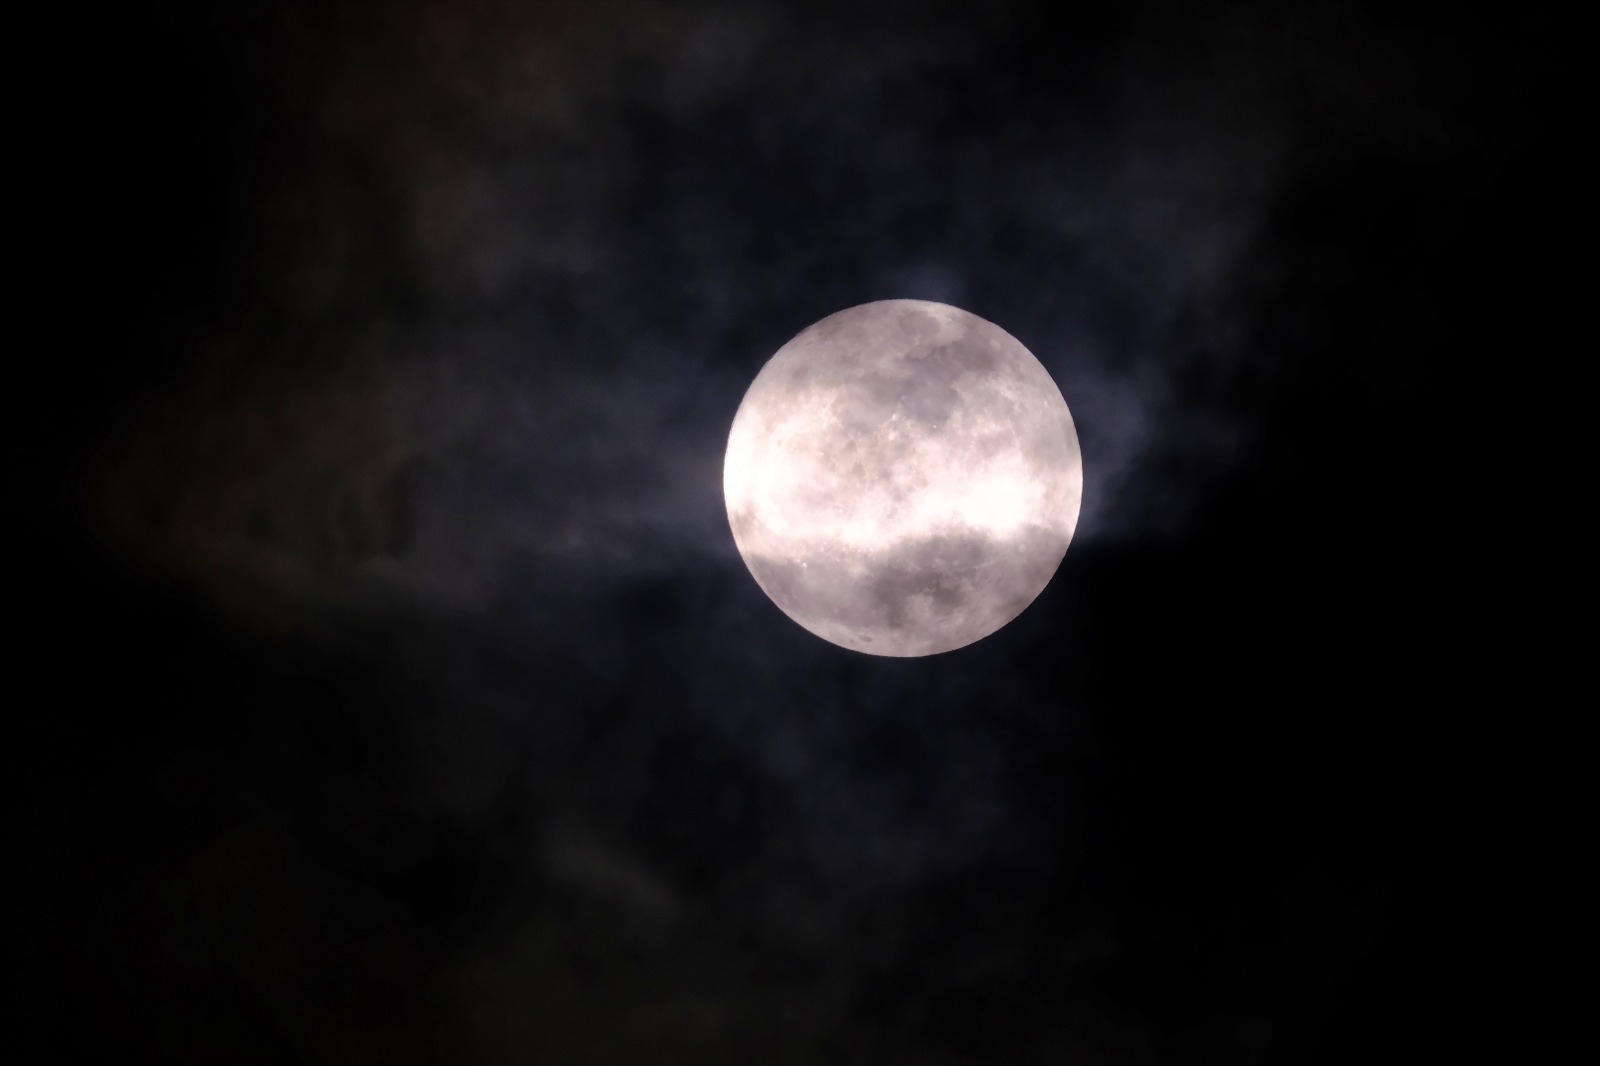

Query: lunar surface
[[724, 300, 1082, 656]]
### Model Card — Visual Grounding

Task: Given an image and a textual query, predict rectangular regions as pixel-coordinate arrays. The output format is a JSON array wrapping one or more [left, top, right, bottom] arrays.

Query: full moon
[[724, 299, 1082, 656]]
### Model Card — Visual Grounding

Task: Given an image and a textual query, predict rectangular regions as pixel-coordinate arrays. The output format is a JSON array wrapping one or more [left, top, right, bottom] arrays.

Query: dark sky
[[23, 1, 1560, 1063]]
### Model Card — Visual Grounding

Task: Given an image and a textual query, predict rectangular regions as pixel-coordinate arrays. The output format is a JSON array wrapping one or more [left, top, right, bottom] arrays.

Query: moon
[[724, 299, 1082, 656]]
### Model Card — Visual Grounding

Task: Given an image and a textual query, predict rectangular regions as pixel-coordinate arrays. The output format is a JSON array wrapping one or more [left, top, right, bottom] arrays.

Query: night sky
[[22, 1, 1560, 1063]]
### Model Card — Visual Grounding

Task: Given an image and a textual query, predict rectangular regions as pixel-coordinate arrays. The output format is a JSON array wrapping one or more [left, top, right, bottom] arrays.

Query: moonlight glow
[[724, 299, 1082, 656]]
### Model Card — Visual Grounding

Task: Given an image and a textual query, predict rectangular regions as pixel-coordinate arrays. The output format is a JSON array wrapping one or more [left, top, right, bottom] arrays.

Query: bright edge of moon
[[724, 299, 1082, 657]]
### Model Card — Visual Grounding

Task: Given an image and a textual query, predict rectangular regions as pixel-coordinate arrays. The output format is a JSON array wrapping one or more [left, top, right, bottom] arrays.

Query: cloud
[[93, 2, 1307, 618]]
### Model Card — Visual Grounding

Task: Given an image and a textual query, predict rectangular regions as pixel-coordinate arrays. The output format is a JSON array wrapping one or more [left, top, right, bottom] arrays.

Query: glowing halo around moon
[[723, 299, 1082, 656]]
